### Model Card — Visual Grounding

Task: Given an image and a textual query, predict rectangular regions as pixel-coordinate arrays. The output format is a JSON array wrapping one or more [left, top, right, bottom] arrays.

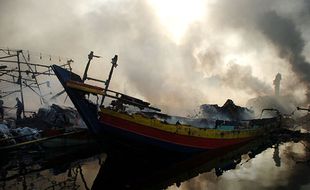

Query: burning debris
[[199, 99, 254, 120], [246, 95, 299, 117], [138, 99, 256, 129]]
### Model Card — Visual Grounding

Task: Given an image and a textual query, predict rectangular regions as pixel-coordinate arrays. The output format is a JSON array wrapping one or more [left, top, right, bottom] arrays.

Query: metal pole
[[100, 55, 118, 106], [20, 51, 44, 104], [83, 51, 101, 82], [82, 51, 94, 82], [17, 50, 25, 118]]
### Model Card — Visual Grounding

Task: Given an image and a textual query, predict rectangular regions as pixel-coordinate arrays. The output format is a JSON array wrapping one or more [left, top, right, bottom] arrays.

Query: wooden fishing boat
[[51, 53, 280, 153]]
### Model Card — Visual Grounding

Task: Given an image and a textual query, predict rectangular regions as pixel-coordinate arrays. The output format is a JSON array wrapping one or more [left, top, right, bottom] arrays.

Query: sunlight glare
[[148, 0, 206, 44]]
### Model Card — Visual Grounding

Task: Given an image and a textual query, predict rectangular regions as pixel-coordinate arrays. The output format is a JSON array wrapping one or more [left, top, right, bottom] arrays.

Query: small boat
[[52, 53, 281, 153]]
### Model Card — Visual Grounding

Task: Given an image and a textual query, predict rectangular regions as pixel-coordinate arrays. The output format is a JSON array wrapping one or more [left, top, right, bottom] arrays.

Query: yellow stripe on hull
[[99, 108, 275, 140]]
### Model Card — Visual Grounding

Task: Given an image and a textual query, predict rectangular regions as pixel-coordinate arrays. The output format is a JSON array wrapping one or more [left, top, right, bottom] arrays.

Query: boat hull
[[52, 65, 280, 153], [98, 113, 254, 153]]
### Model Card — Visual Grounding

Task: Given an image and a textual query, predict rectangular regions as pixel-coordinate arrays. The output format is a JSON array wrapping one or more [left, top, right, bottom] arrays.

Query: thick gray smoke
[[0, 0, 206, 114], [186, 0, 310, 106], [258, 11, 310, 102], [1, 0, 310, 115], [219, 63, 273, 96]]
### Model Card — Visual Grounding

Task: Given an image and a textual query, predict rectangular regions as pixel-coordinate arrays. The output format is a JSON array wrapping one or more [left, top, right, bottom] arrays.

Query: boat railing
[[297, 106, 310, 112]]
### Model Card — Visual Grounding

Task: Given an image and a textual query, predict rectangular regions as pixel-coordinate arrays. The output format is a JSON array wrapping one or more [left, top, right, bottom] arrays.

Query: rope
[[0, 47, 73, 64]]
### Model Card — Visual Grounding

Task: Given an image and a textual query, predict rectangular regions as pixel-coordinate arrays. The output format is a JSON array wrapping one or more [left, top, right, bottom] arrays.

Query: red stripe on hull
[[99, 114, 253, 150]]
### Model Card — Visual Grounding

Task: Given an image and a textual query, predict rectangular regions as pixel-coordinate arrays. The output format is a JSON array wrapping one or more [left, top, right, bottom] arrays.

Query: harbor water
[[0, 125, 309, 190]]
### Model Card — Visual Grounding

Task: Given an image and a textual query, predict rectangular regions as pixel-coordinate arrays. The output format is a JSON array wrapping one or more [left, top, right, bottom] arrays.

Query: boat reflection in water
[[1, 129, 309, 190], [92, 131, 310, 190]]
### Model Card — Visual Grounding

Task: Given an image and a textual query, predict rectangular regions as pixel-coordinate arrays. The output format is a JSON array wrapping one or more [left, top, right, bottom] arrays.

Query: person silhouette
[[15, 97, 24, 120]]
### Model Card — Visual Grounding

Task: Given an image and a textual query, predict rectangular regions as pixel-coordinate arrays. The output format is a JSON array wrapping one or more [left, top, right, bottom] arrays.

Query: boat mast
[[82, 51, 101, 82], [81, 51, 118, 107], [100, 55, 118, 106], [68, 52, 161, 112]]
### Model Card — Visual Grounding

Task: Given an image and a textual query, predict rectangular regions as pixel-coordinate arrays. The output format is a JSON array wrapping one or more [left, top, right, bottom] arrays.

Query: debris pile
[[140, 99, 255, 129], [199, 99, 254, 120], [0, 124, 15, 146], [0, 124, 41, 146], [11, 127, 41, 141], [37, 104, 80, 127]]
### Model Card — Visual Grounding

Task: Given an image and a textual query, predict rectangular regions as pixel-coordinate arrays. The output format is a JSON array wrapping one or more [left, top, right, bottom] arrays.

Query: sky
[[0, 0, 310, 115]]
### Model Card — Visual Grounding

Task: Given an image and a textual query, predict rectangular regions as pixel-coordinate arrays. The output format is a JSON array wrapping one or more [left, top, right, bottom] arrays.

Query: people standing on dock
[[15, 97, 24, 120], [0, 99, 4, 120]]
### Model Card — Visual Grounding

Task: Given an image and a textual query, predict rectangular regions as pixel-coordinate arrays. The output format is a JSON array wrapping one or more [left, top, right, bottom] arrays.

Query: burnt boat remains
[[52, 51, 282, 153]]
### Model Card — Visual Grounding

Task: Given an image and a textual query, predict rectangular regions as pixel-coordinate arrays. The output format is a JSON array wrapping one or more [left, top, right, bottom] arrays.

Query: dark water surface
[[1, 128, 309, 190]]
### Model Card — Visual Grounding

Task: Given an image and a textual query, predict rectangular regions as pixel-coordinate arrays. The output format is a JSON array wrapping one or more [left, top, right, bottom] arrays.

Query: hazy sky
[[1, 0, 310, 115]]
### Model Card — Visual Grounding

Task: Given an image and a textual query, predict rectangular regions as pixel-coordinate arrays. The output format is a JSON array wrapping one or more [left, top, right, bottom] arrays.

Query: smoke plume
[[258, 11, 310, 102], [1, 0, 310, 115]]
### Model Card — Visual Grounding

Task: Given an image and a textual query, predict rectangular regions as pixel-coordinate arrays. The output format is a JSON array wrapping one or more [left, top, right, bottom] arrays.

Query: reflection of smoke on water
[[278, 142, 310, 190], [168, 142, 310, 190]]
